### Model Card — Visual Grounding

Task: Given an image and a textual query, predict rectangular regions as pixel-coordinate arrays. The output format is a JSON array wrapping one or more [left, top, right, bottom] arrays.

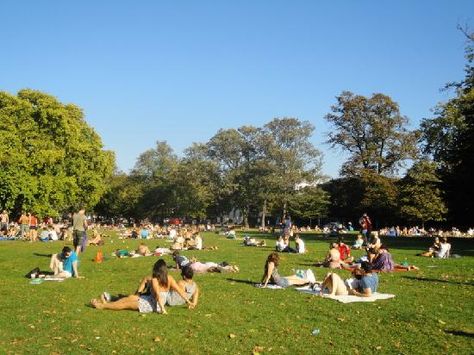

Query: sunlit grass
[[0, 231, 473, 354]]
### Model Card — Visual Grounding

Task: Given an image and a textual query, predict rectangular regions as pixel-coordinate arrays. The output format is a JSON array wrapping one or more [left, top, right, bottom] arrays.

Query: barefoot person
[[90, 259, 193, 314], [320, 261, 378, 297], [49, 246, 82, 278], [261, 252, 315, 288]]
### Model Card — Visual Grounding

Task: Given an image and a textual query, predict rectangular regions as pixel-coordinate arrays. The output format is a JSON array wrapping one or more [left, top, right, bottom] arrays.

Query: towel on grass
[[295, 285, 395, 303], [254, 283, 284, 289]]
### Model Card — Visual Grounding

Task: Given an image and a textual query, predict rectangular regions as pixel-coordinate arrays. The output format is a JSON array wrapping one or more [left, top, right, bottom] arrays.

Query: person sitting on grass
[[49, 246, 82, 278], [90, 259, 193, 314], [315, 243, 341, 269], [276, 235, 297, 253], [88, 229, 104, 246], [295, 234, 306, 254], [337, 237, 353, 263], [261, 252, 314, 288], [418, 237, 441, 257], [166, 265, 199, 308], [320, 261, 378, 297], [435, 237, 451, 258]]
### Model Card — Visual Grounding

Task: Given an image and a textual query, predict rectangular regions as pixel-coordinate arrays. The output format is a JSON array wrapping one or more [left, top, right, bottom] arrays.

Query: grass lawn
[[0, 231, 473, 354]]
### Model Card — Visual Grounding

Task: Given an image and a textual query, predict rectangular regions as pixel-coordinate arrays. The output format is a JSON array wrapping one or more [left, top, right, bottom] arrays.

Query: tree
[[325, 91, 418, 176], [94, 172, 144, 220], [261, 118, 323, 219], [288, 186, 329, 226], [207, 127, 264, 227], [398, 160, 447, 226], [0, 89, 114, 217], [420, 28, 474, 225], [131, 141, 179, 221]]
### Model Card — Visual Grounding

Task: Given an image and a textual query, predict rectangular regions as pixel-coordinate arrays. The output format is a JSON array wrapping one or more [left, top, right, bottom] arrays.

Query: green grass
[[0, 231, 473, 354]]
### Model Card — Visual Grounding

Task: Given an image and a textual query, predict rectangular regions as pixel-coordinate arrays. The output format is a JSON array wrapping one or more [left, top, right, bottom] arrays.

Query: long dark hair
[[263, 252, 280, 277], [152, 259, 169, 287]]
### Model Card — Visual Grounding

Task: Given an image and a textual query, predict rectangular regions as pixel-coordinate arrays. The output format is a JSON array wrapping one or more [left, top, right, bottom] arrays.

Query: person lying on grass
[[369, 246, 419, 272], [261, 252, 314, 288], [320, 261, 378, 297], [418, 237, 441, 257], [172, 251, 239, 273], [90, 259, 194, 314], [243, 235, 266, 247]]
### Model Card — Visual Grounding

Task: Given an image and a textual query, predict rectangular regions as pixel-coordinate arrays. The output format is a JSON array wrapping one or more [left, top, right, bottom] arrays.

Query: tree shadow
[[444, 329, 474, 338], [226, 278, 256, 285], [33, 252, 53, 258], [401, 275, 474, 286]]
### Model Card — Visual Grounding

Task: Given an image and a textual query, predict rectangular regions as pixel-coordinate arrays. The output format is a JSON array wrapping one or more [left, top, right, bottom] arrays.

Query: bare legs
[[283, 275, 311, 286], [91, 295, 140, 311], [321, 273, 349, 296]]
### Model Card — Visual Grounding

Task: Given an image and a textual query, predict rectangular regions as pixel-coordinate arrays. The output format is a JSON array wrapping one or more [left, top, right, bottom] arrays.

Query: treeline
[[95, 118, 328, 227], [1, 32, 472, 227]]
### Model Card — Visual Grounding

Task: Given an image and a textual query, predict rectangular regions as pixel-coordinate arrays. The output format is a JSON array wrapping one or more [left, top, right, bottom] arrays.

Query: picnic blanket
[[254, 283, 284, 289], [295, 285, 395, 303]]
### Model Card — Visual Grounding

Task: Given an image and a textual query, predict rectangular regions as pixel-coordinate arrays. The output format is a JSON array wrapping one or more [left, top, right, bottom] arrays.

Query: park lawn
[[0, 231, 473, 354]]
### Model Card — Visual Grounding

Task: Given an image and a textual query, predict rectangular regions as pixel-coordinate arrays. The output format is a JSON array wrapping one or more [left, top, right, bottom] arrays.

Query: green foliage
[[326, 91, 419, 176], [420, 30, 474, 225], [0, 90, 114, 217], [288, 186, 330, 222], [399, 160, 447, 224]]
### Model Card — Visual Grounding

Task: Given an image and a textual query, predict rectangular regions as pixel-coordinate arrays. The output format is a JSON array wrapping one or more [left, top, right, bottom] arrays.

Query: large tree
[[325, 91, 418, 176], [0, 89, 114, 217], [420, 28, 474, 225], [261, 118, 323, 220], [398, 160, 447, 226]]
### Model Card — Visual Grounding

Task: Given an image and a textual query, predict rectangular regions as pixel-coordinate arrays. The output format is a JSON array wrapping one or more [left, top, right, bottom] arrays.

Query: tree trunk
[[261, 199, 267, 229], [243, 205, 250, 229]]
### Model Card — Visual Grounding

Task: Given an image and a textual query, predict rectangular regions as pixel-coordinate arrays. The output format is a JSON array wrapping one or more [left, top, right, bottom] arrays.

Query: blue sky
[[1, 1, 473, 177]]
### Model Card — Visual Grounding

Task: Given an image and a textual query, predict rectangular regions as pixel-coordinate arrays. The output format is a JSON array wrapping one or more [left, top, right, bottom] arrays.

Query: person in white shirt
[[436, 237, 451, 258], [295, 234, 305, 254]]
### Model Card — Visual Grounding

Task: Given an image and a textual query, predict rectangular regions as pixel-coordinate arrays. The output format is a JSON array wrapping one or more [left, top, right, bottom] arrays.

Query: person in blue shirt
[[320, 261, 379, 297], [49, 246, 82, 278]]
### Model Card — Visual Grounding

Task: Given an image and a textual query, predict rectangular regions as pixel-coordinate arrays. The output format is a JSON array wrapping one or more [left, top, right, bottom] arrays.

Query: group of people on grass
[[30, 209, 460, 316]]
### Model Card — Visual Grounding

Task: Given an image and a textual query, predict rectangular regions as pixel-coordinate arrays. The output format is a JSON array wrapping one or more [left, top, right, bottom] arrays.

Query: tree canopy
[[325, 91, 418, 176], [0, 89, 115, 217]]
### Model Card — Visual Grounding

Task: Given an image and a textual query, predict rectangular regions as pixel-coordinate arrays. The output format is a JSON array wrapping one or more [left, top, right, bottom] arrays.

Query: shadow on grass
[[402, 275, 474, 286], [33, 252, 53, 258], [226, 278, 256, 286], [444, 329, 474, 338], [296, 262, 317, 267]]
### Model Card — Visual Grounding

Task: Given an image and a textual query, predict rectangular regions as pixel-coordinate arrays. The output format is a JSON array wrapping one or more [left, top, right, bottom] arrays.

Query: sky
[[1, 0, 473, 177]]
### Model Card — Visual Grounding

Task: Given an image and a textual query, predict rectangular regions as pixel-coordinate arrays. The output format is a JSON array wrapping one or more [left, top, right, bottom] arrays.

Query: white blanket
[[295, 285, 395, 303], [254, 283, 283, 289]]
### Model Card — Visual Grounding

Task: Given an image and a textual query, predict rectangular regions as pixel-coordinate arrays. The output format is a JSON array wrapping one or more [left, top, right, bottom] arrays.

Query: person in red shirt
[[338, 237, 353, 263]]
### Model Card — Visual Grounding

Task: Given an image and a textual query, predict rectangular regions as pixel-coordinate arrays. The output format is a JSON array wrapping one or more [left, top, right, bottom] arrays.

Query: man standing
[[72, 208, 88, 254], [18, 212, 30, 239], [359, 213, 372, 245]]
